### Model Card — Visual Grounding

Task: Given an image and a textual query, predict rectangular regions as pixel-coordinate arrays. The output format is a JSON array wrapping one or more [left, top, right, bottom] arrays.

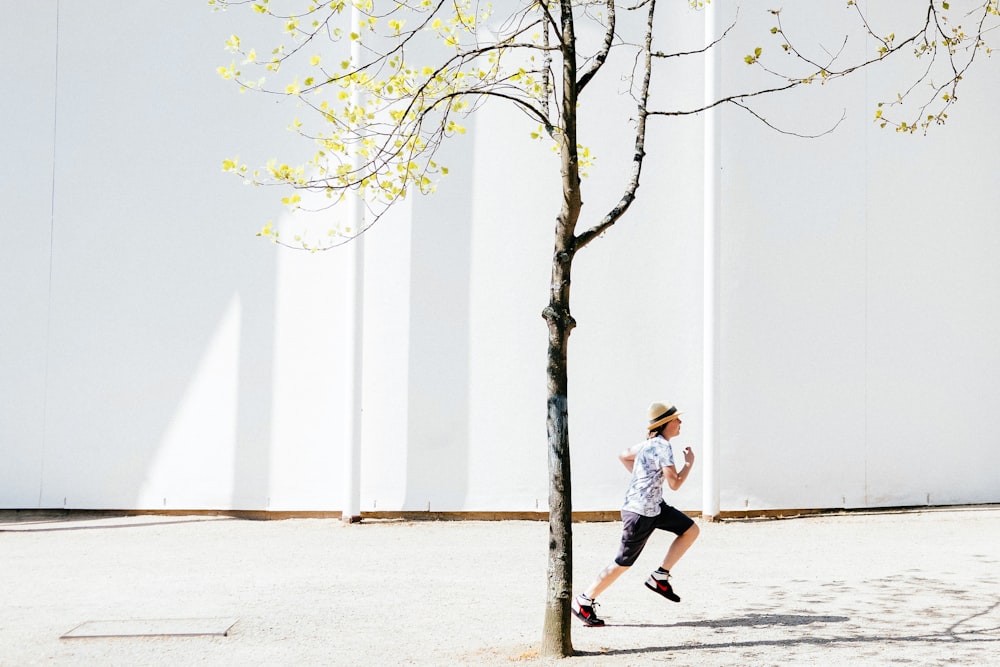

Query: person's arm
[[665, 447, 696, 490], [618, 443, 643, 473]]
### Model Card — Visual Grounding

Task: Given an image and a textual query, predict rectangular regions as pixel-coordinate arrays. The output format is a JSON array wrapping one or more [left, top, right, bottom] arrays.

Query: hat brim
[[647, 412, 682, 431]]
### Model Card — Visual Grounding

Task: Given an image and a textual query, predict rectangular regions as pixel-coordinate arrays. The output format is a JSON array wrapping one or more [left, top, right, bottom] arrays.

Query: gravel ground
[[1, 507, 998, 666]]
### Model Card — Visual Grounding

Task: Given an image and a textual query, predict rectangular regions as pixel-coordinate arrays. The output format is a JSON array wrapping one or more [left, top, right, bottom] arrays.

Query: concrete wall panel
[[2, 1, 998, 513]]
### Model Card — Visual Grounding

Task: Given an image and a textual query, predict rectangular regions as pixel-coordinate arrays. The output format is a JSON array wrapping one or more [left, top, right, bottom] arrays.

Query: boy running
[[572, 401, 699, 627]]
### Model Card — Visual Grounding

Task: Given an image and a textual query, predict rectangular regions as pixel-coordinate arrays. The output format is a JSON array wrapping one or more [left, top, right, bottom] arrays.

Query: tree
[[213, 0, 997, 657]]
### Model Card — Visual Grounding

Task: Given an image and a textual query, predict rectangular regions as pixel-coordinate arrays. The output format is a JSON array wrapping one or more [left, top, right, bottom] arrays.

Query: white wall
[[715, 1, 1000, 510], [1, 1, 350, 511], [1, 3, 58, 508], [2, 1, 998, 513]]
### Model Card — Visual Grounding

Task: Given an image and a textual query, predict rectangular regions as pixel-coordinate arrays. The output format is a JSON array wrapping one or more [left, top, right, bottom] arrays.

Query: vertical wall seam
[[38, 0, 61, 508], [862, 0, 870, 507], [342, 1, 365, 520], [702, 1, 721, 519]]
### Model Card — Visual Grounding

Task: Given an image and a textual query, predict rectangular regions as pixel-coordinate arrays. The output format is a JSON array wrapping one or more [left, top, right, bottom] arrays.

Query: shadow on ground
[[577, 601, 1000, 659]]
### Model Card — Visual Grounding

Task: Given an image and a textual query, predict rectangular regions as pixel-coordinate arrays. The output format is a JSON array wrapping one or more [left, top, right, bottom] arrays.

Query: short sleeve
[[657, 439, 675, 468]]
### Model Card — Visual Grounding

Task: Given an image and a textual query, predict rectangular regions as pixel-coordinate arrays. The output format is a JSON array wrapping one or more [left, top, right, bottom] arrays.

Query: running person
[[572, 402, 699, 627]]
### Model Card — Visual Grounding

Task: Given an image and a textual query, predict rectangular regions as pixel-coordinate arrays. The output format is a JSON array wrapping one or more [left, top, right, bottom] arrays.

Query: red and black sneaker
[[571, 595, 605, 627], [645, 571, 681, 602]]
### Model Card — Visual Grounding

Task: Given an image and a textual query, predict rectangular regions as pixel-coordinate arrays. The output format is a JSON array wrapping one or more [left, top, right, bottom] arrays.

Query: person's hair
[[648, 418, 676, 439]]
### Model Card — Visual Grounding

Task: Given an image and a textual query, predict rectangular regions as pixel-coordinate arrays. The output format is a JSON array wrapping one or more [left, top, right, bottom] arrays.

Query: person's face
[[663, 417, 682, 439]]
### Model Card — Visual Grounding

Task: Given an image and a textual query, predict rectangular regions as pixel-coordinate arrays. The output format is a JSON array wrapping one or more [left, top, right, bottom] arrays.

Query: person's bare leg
[[583, 563, 630, 600], [661, 523, 700, 571]]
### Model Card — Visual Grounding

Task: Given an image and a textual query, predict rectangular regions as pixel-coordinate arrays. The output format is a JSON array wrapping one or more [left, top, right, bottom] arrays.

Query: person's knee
[[683, 522, 700, 541]]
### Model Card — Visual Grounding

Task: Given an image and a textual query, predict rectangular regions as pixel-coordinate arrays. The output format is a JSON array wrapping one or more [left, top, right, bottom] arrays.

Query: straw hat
[[647, 402, 681, 432]]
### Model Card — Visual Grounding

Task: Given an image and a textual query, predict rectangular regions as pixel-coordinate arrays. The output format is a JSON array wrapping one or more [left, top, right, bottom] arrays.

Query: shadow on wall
[[402, 120, 475, 512], [39, 189, 279, 511], [25, 2, 288, 511]]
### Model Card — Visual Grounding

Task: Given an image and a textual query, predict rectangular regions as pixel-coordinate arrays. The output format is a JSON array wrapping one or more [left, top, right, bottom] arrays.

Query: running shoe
[[645, 572, 681, 602], [571, 595, 606, 627]]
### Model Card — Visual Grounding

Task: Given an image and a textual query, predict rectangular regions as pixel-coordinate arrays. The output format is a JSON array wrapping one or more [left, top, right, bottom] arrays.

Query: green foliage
[[215, 0, 998, 251], [747, 1, 997, 135], [214, 0, 570, 249]]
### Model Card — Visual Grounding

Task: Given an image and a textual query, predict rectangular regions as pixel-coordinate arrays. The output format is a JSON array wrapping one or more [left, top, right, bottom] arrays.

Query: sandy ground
[[1, 507, 998, 666]]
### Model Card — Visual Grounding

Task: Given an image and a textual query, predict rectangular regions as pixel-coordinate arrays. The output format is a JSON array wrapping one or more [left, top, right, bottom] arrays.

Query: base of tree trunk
[[541, 597, 574, 657]]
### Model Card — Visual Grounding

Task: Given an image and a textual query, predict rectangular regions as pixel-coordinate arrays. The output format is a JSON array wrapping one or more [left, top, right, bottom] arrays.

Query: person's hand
[[683, 447, 695, 467]]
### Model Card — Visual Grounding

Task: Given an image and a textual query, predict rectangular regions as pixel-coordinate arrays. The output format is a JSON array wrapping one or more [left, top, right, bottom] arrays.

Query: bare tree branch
[[575, 0, 655, 251], [652, 8, 738, 59], [577, 0, 616, 92], [732, 100, 847, 138]]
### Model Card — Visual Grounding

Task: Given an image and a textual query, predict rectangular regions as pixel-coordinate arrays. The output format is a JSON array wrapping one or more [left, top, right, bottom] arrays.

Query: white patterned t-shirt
[[621, 435, 675, 517]]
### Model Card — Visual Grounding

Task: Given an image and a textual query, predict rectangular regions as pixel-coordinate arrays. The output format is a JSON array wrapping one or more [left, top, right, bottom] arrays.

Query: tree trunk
[[540, 1, 582, 658], [541, 264, 575, 657], [539, 127, 581, 659]]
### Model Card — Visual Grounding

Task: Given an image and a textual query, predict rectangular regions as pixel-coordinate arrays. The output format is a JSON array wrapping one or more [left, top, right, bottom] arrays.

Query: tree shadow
[[0, 511, 231, 533], [577, 603, 1000, 658], [611, 613, 851, 629]]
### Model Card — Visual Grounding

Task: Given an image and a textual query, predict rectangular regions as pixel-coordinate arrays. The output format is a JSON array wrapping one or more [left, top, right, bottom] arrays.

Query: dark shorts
[[614, 501, 695, 567]]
